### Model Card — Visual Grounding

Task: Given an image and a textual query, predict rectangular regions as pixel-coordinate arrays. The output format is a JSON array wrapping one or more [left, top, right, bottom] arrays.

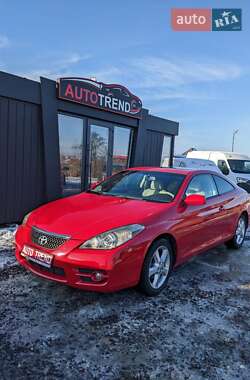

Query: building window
[[58, 115, 133, 192], [58, 114, 83, 195], [161, 135, 171, 167], [112, 126, 133, 174], [89, 124, 109, 184]]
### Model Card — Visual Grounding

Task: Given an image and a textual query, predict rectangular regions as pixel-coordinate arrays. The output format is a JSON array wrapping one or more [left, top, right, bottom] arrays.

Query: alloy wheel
[[236, 217, 246, 245], [148, 245, 170, 289]]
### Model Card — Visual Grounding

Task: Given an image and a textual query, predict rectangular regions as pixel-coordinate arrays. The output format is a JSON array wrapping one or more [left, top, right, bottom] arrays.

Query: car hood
[[28, 192, 169, 239]]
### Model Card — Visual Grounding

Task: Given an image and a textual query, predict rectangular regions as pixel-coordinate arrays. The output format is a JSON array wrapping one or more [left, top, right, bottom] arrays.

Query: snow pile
[[0, 225, 18, 269], [0, 225, 17, 252]]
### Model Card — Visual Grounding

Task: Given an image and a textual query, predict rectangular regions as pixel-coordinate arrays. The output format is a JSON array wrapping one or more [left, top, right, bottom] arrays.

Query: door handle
[[219, 205, 224, 212]]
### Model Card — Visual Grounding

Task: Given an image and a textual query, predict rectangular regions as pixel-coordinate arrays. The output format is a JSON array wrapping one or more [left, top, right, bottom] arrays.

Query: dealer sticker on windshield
[[21, 245, 53, 268]]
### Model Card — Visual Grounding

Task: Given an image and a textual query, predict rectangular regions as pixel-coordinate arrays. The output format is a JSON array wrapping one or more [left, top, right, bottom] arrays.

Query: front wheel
[[139, 238, 173, 296], [226, 215, 247, 249]]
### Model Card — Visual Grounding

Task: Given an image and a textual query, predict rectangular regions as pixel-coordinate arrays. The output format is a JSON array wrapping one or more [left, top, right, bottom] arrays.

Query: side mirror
[[184, 194, 206, 206]]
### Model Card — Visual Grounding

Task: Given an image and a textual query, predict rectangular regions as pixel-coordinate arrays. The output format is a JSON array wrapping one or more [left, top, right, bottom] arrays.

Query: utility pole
[[232, 129, 239, 152]]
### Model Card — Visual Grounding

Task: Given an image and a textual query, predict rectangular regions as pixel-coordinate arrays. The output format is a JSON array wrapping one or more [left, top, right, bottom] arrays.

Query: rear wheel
[[139, 238, 173, 296], [226, 215, 247, 249]]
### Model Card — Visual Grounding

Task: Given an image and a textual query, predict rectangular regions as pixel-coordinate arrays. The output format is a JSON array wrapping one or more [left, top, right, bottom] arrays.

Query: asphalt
[[0, 227, 250, 380]]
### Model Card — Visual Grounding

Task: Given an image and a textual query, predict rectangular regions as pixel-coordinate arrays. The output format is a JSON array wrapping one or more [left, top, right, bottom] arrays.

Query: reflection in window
[[89, 125, 109, 184], [58, 114, 83, 195], [186, 174, 218, 199], [161, 136, 171, 167], [112, 127, 132, 174]]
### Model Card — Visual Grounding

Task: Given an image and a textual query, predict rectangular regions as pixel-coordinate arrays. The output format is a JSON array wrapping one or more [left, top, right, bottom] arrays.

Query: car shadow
[[29, 240, 248, 311]]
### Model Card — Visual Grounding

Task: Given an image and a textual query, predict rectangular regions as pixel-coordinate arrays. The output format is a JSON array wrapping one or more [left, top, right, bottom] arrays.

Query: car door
[[175, 174, 223, 261], [212, 175, 239, 239]]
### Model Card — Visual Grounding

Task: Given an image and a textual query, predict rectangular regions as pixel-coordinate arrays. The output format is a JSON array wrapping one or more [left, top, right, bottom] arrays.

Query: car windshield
[[88, 170, 185, 203], [227, 159, 250, 174]]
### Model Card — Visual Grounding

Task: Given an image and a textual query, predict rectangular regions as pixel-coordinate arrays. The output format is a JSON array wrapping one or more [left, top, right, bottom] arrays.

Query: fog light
[[92, 271, 104, 282]]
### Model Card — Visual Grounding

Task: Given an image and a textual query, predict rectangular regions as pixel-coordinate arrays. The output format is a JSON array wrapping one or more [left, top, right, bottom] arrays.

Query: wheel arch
[[149, 233, 178, 266], [241, 210, 249, 229]]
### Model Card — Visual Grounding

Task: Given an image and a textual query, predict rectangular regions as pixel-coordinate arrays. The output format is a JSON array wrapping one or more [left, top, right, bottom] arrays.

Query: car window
[[186, 174, 218, 199], [227, 159, 250, 174], [90, 170, 185, 203], [217, 160, 229, 175], [213, 175, 234, 195]]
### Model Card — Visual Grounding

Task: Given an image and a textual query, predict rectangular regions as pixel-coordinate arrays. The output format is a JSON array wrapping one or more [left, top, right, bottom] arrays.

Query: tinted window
[[89, 171, 185, 203], [217, 160, 229, 175], [58, 114, 83, 196], [213, 175, 234, 195], [186, 174, 218, 199], [89, 124, 109, 184], [161, 136, 171, 167], [227, 159, 250, 174], [112, 127, 132, 175]]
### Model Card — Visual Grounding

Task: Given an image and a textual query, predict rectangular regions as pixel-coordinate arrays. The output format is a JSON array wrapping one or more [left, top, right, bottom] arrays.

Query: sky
[[0, 0, 249, 156]]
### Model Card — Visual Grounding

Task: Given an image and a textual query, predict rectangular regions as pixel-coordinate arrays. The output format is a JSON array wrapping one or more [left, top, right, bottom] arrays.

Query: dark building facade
[[0, 71, 179, 224]]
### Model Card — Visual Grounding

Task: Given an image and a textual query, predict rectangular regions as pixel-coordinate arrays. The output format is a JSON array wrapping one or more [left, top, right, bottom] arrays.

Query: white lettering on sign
[[118, 99, 125, 112], [104, 96, 112, 108], [98, 93, 105, 106], [125, 102, 131, 112], [112, 97, 118, 110], [177, 15, 207, 25], [21, 246, 52, 265]]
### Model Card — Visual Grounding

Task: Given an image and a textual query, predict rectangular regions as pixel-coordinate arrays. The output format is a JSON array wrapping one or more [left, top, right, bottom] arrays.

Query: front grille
[[31, 227, 70, 250]]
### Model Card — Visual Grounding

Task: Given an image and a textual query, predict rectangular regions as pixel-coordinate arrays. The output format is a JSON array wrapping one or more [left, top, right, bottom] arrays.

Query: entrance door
[[58, 115, 133, 195], [88, 123, 110, 185], [88, 120, 133, 185]]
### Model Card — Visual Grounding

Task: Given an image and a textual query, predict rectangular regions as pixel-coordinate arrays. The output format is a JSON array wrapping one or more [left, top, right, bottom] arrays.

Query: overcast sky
[[0, 0, 249, 156]]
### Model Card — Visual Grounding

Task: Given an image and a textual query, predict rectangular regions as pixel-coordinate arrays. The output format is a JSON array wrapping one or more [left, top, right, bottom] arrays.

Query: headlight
[[237, 177, 249, 184], [80, 224, 145, 250], [22, 212, 32, 226]]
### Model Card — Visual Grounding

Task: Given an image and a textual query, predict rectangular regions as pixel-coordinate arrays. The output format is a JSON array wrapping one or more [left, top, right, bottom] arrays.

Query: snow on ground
[[0, 227, 250, 379], [0, 225, 17, 269]]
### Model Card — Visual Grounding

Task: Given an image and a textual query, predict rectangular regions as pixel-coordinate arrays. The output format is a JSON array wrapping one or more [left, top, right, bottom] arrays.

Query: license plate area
[[21, 245, 53, 268]]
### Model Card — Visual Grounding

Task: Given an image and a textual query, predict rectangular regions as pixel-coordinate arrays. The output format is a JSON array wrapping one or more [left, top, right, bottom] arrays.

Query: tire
[[226, 215, 247, 249], [139, 238, 174, 296]]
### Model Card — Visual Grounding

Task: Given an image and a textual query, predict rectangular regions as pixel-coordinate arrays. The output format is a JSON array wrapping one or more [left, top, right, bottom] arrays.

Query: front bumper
[[15, 225, 148, 292]]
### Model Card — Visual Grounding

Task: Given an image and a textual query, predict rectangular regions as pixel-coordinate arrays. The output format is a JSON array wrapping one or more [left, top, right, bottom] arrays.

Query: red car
[[15, 168, 250, 296]]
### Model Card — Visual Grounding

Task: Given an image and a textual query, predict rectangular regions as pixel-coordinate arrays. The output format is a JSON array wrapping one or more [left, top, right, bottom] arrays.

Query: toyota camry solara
[[15, 168, 250, 296]]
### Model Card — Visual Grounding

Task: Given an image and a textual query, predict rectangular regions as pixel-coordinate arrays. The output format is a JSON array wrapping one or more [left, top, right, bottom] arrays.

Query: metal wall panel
[[143, 130, 164, 166], [0, 97, 45, 224]]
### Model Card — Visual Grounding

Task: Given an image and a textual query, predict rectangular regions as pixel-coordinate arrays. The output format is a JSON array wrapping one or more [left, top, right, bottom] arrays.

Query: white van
[[187, 151, 250, 192], [171, 157, 221, 173]]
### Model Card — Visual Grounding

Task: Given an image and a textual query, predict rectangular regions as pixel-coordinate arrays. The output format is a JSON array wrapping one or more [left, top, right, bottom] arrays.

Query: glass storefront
[[58, 114, 83, 195], [58, 114, 133, 194], [161, 135, 172, 167], [89, 124, 109, 184], [112, 126, 132, 174]]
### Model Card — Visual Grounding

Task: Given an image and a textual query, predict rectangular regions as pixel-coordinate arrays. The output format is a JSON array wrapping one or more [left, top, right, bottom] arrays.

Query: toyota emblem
[[38, 235, 48, 246]]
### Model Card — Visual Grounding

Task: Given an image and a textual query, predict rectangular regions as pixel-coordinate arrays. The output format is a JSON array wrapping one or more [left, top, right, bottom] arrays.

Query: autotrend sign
[[58, 77, 143, 118]]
